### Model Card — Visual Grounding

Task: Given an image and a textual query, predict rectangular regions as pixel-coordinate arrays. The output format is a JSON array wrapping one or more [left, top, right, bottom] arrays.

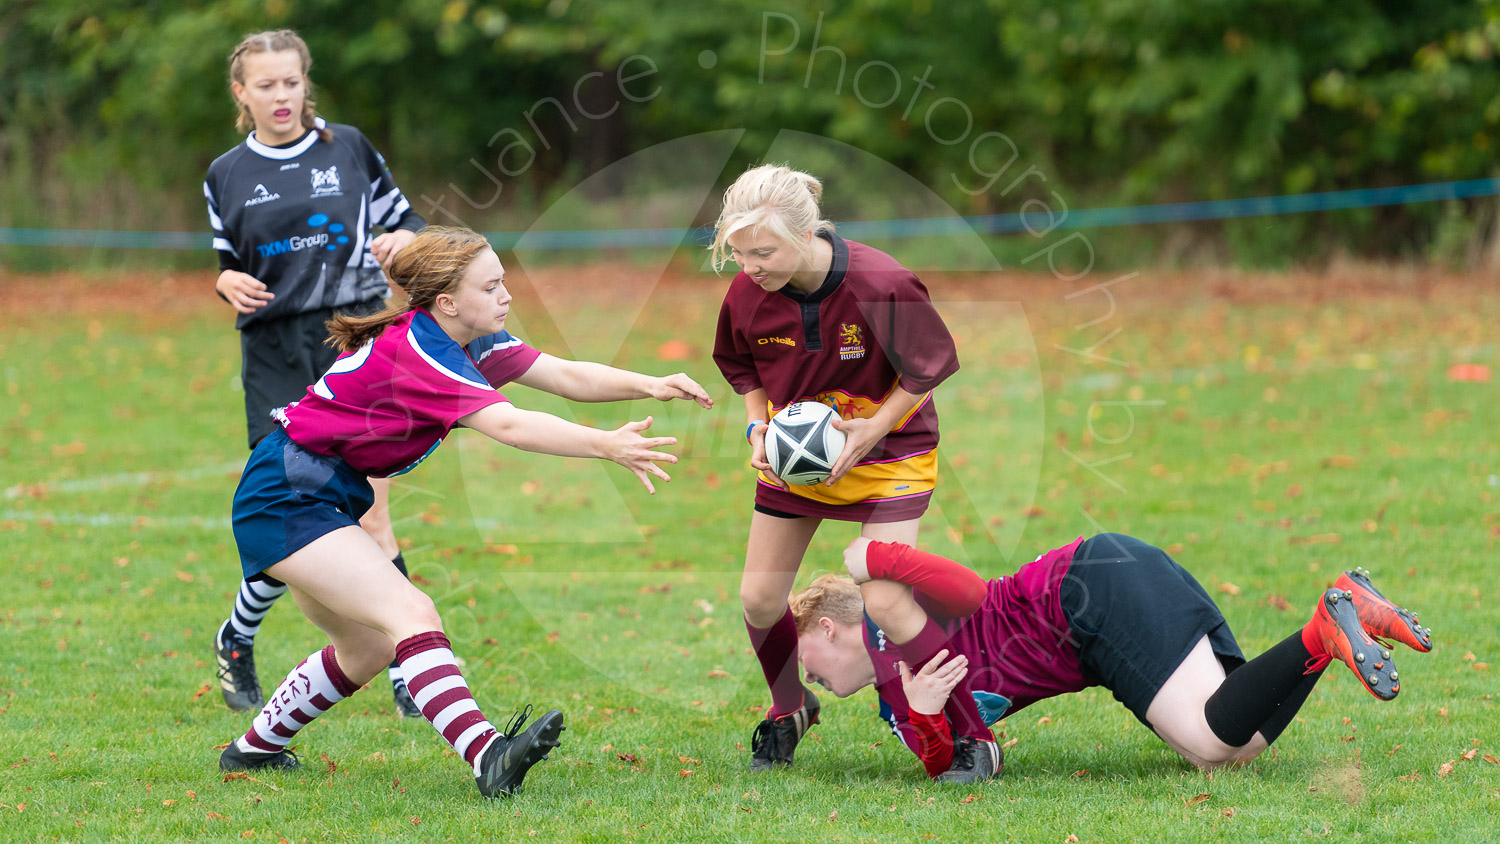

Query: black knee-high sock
[[1253, 668, 1323, 744], [388, 553, 410, 675], [1204, 631, 1321, 747]]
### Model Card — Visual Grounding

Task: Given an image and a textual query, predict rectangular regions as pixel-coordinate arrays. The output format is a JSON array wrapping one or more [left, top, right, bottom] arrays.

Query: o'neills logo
[[758, 336, 796, 346]]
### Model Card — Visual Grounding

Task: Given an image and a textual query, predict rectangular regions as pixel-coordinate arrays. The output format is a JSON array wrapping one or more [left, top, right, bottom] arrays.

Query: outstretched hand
[[604, 416, 678, 494], [648, 373, 714, 409], [898, 649, 968, 716]]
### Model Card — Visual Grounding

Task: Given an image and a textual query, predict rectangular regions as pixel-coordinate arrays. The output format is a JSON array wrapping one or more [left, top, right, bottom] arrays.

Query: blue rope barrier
[[4, 176, 1498, 250]]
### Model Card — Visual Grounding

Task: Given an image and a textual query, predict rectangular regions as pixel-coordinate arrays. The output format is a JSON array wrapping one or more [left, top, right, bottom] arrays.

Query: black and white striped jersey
[[204, 118, 424, 328]]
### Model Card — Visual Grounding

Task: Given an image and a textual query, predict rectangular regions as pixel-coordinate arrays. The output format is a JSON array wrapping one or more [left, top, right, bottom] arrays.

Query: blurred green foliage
[[4, 0, 1500, 266]]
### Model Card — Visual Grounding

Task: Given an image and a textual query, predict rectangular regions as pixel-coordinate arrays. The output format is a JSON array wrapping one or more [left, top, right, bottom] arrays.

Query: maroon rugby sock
[[397, 631, 502, 771], [234, 645, 358, 755], [897, 618, 995, 742], [746, 607, 810, 719]]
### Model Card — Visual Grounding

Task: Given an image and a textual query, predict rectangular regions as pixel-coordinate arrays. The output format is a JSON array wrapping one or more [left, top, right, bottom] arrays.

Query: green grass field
[[2, 264, 1497, 841]]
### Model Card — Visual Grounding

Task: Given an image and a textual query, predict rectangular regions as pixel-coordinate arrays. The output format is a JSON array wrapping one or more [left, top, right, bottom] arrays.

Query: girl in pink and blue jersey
[[219, 226, 713, 798]]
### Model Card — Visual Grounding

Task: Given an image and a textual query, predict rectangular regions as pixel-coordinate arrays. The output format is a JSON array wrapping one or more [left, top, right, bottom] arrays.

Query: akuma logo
[[255, 213, 351, 259], [244, 183, 281, 207]]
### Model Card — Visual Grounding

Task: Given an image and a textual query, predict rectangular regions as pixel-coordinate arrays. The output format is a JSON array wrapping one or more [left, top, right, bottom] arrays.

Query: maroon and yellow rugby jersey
[[713, 232, 959, 511]]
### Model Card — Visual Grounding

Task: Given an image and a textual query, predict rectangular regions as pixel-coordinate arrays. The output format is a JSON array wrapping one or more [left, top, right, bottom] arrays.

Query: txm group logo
[[255, 214, 350, 258]]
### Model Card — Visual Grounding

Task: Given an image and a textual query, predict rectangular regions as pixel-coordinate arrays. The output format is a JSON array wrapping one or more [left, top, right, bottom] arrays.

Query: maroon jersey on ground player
[[712, 232, 959, 518], [863, 539, 1095, 769]]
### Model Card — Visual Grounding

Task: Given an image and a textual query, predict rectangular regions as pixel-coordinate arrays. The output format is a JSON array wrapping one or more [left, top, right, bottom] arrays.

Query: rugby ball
[[764, 400, 846, 486]]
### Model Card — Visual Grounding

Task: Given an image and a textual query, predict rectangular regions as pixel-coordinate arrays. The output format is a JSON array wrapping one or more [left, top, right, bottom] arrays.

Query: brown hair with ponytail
[[325, 227, 492, 352], [228, 29, 332, 143]]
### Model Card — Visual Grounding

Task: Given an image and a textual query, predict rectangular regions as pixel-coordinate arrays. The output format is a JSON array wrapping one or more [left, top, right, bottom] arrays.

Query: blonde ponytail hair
[[710, 163, 834, 273], [228, 29, 332, 143], [325, 227, 491, 352]]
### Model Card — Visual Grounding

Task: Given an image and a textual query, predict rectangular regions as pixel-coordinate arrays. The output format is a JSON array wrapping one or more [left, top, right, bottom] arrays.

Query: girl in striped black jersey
[[203, 29, 424, 718]]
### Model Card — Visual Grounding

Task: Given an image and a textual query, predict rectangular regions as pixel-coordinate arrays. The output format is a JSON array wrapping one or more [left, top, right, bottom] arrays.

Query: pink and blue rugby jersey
[[275, 308, 541, 477]]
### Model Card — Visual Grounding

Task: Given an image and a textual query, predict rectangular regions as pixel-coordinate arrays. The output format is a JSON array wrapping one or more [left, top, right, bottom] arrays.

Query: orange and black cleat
[[1310, 588, 1400, 701], [1334, 567, 1433, 653]]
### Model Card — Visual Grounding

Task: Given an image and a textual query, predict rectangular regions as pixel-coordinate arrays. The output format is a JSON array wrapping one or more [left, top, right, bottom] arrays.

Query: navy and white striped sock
[[224, 577, 289, 645]]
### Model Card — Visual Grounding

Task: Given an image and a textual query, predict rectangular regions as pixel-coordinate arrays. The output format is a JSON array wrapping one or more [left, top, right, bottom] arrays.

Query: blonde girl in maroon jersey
[[710, 163, 996, 772]]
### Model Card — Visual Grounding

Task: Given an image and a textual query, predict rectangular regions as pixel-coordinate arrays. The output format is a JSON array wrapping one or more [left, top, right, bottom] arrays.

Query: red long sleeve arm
[[864, 541, 986, 619], [909, 710, 955, 777]]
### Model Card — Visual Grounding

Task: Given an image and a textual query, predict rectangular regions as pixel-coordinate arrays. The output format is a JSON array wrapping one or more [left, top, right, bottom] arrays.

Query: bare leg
[[263, 525, 440, 643], [360, 477, 401, 560], [288, 586, 396, 686], [741, 512, 822, 627], [1145, 636, 1268, 769]]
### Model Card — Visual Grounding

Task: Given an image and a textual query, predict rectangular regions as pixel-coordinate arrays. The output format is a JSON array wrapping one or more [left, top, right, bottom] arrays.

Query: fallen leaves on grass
[[191, 683, 212, 701], [1218, 582, 1241, 596], [617, 754, 638, 763], [1289, 533, 1342, 546], [678, 769, 694, 778], [1185, 793, 1211, 806], [960, 793, 979, 804], [707, 670, 731, 679], [1265, 594, 1292, 611], [657, 340, 695, 361], [1322, 455, 1358, 469]]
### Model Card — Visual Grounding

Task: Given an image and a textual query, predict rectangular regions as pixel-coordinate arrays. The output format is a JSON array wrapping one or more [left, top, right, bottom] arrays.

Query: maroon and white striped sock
[[397, 631, 500, 774], [234, 645, 358, 755]]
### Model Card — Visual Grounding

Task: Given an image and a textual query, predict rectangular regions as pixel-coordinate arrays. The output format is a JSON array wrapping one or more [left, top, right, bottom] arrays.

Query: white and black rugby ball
[[765, 400, 847, 486]]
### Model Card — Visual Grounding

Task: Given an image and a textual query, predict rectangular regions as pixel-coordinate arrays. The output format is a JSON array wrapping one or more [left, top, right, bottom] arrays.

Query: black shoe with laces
[[748, 691, 820, 772], [935, 735, 1003, 783], [219, 742, 302, 772], [474, 706, 566, 798], [392, 677, 422, 718], [214, 622, 264, 712]]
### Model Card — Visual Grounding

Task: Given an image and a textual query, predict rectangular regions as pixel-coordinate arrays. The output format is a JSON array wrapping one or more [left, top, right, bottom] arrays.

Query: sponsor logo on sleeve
[[757, 336, 796, 346]]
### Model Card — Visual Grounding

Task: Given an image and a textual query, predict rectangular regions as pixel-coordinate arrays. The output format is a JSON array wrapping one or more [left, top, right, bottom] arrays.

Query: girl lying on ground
[[790, 533, 1432, 782]]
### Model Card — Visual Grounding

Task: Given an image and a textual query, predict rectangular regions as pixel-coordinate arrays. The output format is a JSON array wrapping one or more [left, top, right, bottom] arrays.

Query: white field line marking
[[4, 460, 244, 500], [0, 509, 232, 529]]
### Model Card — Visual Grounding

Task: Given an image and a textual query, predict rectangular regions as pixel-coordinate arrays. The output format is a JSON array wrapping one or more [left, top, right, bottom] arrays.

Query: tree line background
[[4, 0, 1500, 270]]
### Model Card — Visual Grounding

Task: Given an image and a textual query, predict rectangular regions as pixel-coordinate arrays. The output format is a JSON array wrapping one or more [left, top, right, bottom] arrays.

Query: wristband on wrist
[[746, 420, 767, 442]]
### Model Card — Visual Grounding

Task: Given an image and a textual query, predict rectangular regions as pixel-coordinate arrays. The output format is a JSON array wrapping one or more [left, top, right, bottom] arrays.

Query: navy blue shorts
[[1059, 533, 1246, 730], [232, 427, 374, 579]]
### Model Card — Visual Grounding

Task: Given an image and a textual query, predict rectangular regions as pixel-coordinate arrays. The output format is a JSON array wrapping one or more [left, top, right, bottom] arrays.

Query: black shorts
[[239, 298, 383, 449], [1059, 533, 1245, 730]]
